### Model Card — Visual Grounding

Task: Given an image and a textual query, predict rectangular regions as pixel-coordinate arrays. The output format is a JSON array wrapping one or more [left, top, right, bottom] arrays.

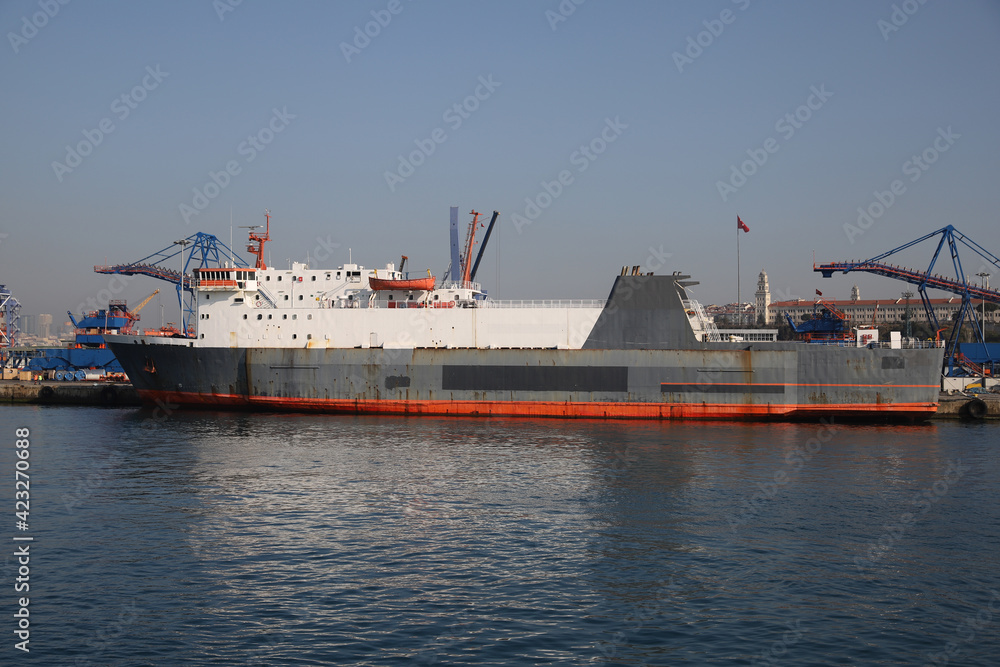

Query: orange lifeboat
[[368, 276, 436, 291]]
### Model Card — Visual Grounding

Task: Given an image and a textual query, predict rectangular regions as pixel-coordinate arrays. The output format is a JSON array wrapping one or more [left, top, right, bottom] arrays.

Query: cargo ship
[[106, 210, 944, 420]]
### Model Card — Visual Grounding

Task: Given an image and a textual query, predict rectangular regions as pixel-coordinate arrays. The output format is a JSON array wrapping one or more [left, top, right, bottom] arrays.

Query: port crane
[[95, 232, 248, 335], [130, 289, 160, 319], [0, 284, 22, 367], [784, 295, 853, 342], [815, 225, 1000, 374]]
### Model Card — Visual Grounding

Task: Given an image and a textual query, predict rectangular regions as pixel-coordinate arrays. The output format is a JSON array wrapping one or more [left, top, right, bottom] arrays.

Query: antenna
[[243, 209, 271, 269]]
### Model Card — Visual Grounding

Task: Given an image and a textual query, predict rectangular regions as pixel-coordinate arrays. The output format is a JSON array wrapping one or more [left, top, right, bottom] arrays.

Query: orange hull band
[[138, 390, 938, 420]]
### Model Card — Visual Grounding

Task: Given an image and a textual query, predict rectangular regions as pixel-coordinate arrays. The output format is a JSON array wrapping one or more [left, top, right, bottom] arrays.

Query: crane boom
[[132, 289, 160, 315]]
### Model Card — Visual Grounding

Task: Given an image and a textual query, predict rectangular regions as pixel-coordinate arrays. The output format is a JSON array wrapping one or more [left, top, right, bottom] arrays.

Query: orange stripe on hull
[[136, 390, 938, 420]]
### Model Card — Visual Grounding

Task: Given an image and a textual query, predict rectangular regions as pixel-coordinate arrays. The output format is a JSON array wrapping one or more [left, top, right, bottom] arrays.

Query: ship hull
[[106, 339, 943, 421]]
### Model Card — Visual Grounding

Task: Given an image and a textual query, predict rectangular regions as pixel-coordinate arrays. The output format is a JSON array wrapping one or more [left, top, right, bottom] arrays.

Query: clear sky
[[2, 0, 999, 323]]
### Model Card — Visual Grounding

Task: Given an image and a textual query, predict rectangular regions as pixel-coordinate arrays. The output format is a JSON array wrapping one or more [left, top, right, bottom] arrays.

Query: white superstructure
[[193, 262, 611, 350]]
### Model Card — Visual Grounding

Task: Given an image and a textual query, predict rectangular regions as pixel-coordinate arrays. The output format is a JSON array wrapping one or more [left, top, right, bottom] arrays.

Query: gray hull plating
[[106, 274, 944, 420]]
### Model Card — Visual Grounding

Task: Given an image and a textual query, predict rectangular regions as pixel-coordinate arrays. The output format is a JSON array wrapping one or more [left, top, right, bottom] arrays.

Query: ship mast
[[461, 209, 481, 285], [245, 209, 271, 269]]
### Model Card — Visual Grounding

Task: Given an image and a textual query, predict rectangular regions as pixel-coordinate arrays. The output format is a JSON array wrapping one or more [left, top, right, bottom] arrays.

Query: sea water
[[2, 405, 998, 665]]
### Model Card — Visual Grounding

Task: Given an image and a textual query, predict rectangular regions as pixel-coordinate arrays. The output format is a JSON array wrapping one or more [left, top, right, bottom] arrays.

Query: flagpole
[[737, 217, 741, 327]]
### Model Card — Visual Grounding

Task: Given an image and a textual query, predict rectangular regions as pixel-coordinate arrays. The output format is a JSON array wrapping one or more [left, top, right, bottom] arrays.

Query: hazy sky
[[2, 0, 999, 323]]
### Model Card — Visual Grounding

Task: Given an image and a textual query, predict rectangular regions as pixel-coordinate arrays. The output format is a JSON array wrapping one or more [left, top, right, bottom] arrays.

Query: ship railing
[[682, 299, 722, 342], [866, 339, 946, 349], [716, 329, 779, 342], [477, 299, 607, 309], [359, 299, 608, 309], [806, 339, 945, 349], [437, 280, 482, 292]]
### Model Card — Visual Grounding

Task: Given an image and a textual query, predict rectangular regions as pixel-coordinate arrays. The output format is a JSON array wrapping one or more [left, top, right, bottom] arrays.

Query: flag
[[816, 289, 823, 296], [737, 216, 750, 233]]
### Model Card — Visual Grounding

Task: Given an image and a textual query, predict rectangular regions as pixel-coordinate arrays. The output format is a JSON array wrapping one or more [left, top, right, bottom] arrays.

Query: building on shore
[[707, 270, 997, 327]]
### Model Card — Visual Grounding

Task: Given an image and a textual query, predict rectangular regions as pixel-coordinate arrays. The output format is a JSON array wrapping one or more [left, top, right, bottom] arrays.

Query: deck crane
[[128, 288, 160, 326], [815, 225, 1000, 374], [131, 289, 159, 314], [443, 207, 499, 287], [460, 210, 483, 285]]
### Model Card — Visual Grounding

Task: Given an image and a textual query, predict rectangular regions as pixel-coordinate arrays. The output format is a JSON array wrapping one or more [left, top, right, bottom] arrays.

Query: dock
[[933, 393, 1000, 420], [0, 380, 141, 406]]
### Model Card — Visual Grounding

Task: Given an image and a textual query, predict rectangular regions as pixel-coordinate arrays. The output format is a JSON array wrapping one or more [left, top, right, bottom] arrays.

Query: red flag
[[816, 289, 823, 296], [737, 216, 750, 233]]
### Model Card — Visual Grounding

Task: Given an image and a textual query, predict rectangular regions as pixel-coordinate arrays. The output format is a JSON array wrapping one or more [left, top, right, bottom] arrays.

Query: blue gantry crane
[[1, 283, 22, 367], [815, 225, 1000, 375], [94, 232, 248, 335]]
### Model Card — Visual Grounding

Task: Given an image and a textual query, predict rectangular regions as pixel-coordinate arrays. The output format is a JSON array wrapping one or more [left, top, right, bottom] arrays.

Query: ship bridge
[[195, 268, 259, 292]]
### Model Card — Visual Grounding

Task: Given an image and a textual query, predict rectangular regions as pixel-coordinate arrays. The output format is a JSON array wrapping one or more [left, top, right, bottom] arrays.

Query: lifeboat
[[368, 275, 436, 291]]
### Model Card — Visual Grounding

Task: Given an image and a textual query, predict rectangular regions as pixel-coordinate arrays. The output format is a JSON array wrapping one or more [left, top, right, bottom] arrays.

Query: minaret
[[755, 270, 771, 324]]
